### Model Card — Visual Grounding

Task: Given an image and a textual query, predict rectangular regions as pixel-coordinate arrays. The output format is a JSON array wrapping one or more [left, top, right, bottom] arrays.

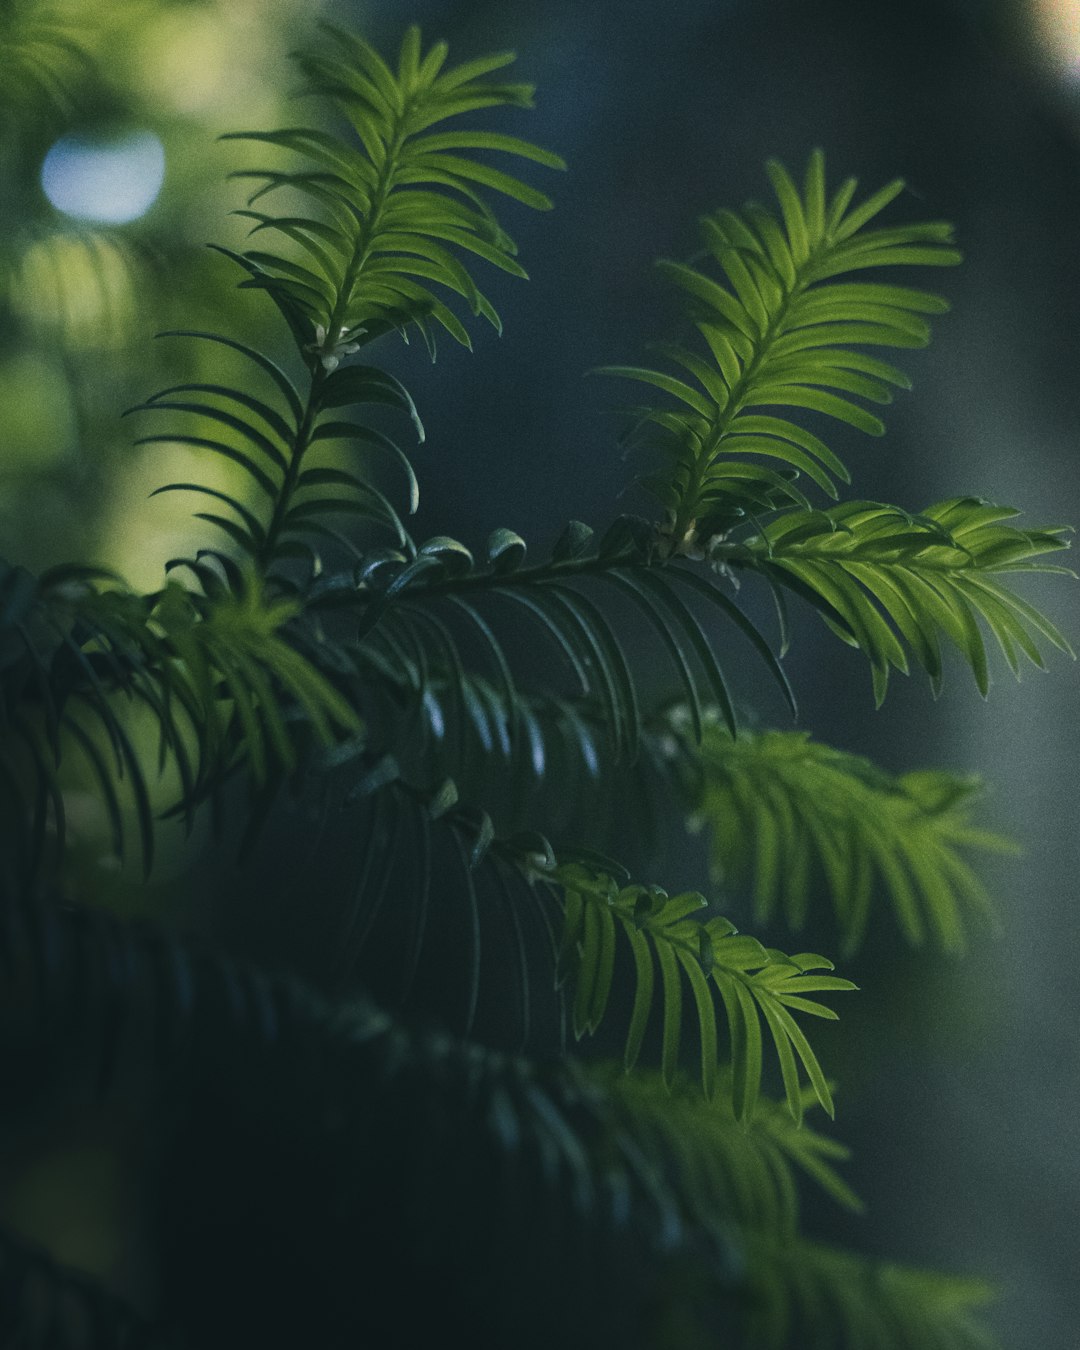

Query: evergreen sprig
[[226, 22, 565, 350], [736, 497, 1073, 702], [0, 559, 359, 880], [684, 722, 1016, 951], [128, 24, 564, 589], [554, 862, 855, 1121], [314, 516, 796, 760], [2, 19, 1071, 1350], [0, 898, 983, 1350], [748, 1238, 997, 1350], [600, 150, 960, 551]]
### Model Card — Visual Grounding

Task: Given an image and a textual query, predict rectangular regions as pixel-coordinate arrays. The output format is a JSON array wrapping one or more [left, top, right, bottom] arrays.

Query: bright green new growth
[[739, 497, 1074, 704], [554, 862, 855, 1120], [0, 20, 1073, 1350], [686, 723, 1017, 952], [601, 150, 1072, 704], [225, 22, 565, 352], [601, 150, 961, 546]]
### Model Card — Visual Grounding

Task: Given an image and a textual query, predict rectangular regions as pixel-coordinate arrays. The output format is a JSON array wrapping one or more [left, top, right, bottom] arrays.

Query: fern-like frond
[[274, 741, 855, 1109], [222, 23, 564, 352], [553, 862, 856, 1122], [734, 497, 1074, 701], [1, 899, 747, 1342], [283, 707, 852, 1105], [749, 1237, 997, 1350], [1, 897, 993, 1349], [598, 151, 960, 549], [0, 558, 359, 881], [599, 1066, 862, 1235], [307, 516, 794, 774], [133, 30, 561, 585], [156, 572, 361, 787], [683, 720, 1016, 952], [279, 745, 651, 1048], [297, 759, 562, 1042], [330, 638, 616, 837], [130, 330, 424, 573]]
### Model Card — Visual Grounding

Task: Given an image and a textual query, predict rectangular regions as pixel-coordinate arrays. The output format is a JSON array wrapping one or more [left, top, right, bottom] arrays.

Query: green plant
[[1, 19, 1073, 1349]]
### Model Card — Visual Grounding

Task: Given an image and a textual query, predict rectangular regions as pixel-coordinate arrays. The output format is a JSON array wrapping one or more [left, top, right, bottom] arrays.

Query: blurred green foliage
[[0, 0, 312, 584]]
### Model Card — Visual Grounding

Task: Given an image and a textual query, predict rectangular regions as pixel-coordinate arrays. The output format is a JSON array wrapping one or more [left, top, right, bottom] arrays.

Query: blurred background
[[0, 0, 1077, 1345]]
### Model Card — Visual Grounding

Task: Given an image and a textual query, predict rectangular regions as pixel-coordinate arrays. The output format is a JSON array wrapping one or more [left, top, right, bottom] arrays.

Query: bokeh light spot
[[40, 131, 165, 225], [1032, 0, 1080, 76]]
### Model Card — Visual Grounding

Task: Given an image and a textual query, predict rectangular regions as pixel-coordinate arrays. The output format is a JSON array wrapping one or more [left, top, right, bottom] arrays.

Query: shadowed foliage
[[0, 17, 1072, 1350]]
